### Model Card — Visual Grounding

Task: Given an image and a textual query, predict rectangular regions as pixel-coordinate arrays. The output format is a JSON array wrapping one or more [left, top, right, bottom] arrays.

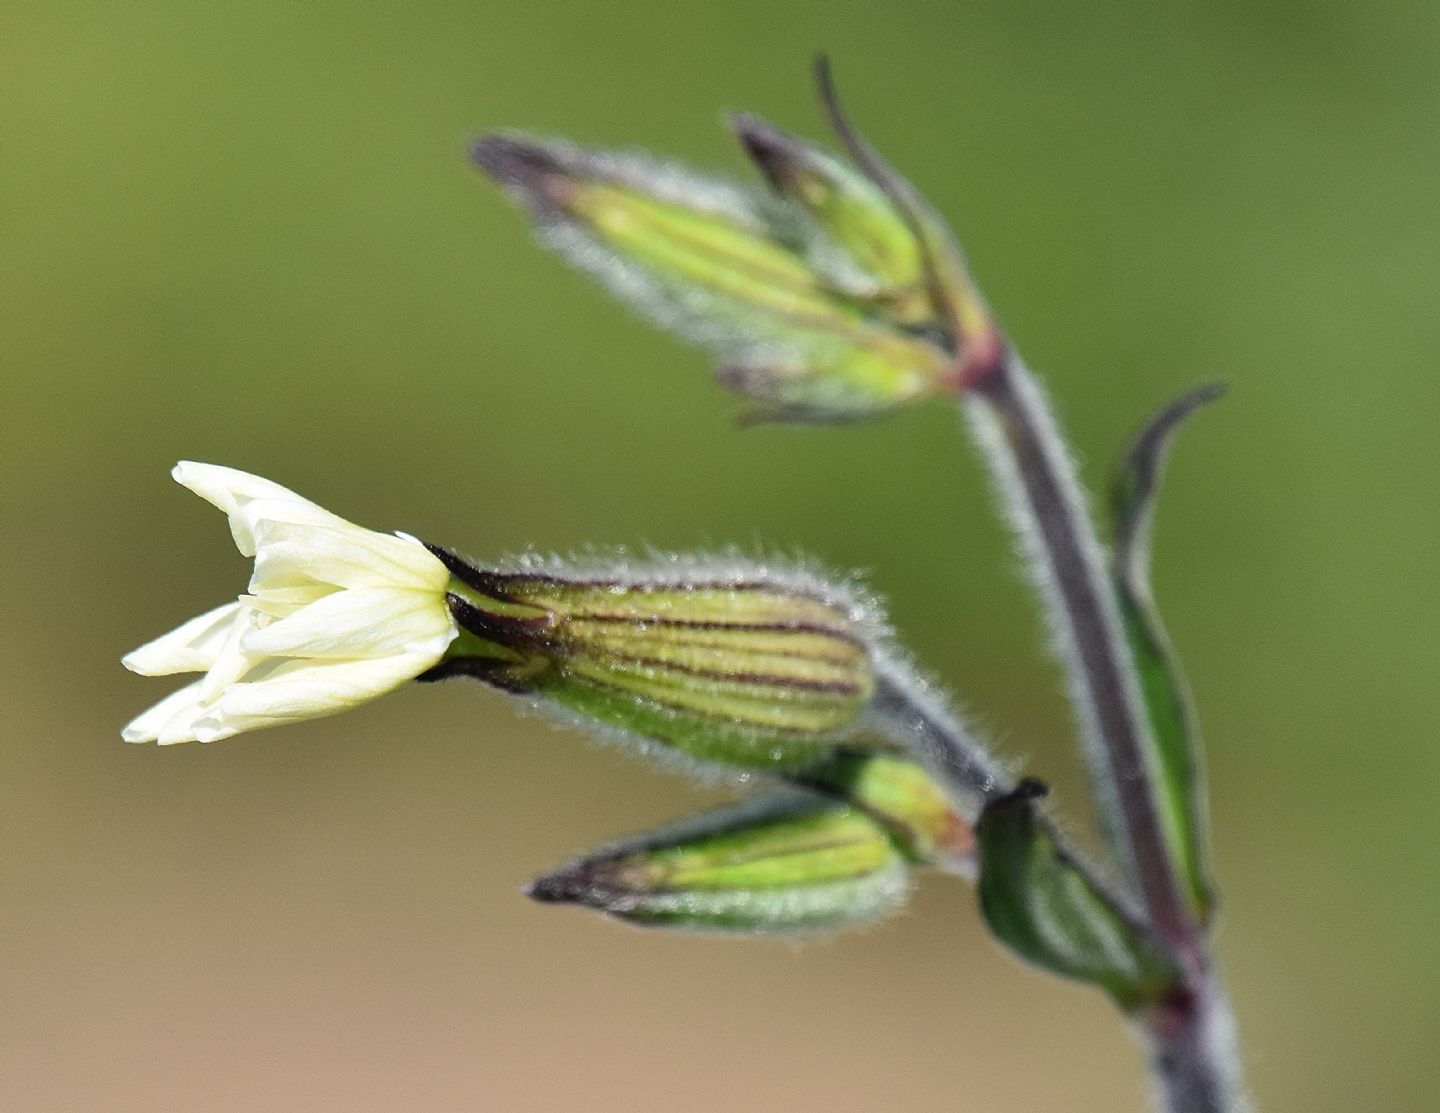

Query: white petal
[[190, 651, 441, 742], [121, 679, 210, 744], [173, 461, 309, 511], [227, 496, 355, 557], [122, 601, 246, 676], [197, 604, 262, 701], [249, 520, 449, 594], [172, 462, 346, 556], [245, 584, 337, 617], [240, 587, 455, 660]]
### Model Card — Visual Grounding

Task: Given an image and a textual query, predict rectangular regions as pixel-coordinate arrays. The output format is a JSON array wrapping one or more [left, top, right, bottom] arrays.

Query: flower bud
[[424, 549, 884, 772], [730, 112, 929, 322], [472, 133, 953, 421], [792, 751, 975, 874], [474, 66, 1014, 416], [528, 795, 908, 933]]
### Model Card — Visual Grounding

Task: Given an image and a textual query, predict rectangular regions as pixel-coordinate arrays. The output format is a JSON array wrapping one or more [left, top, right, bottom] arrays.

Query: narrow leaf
[[529, 795, 910, 934], [976, 781, 1177, 1008], [1111, 383, 1225, 921]]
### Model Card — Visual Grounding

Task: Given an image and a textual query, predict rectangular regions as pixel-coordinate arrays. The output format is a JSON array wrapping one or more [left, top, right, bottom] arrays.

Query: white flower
[[122, 462, 457, 745]]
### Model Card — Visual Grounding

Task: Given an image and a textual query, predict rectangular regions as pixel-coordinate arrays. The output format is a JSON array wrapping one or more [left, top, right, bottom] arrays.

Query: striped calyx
[[423, 547, 882, 771], [529, 795, 909, 934]]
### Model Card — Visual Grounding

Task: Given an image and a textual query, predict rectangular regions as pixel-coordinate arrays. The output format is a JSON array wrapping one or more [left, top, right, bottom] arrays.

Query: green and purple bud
[[472, 66, 1009, 419], [528, 795, 909, 933], [422, 548, 889, 772], [472, 132, 953, 421], [729, 112, 930, 323]]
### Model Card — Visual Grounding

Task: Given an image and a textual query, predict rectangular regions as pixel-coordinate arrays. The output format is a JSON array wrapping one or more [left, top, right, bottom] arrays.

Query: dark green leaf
[[1111, 383, 1225, 921], [977, 781, 1178, 1008]]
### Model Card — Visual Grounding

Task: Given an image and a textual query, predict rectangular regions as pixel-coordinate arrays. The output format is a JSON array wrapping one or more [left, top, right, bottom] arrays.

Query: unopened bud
[[793, 751, 975, 873], [423, 549, 884, 772], [730, 112, 930, 323], [529, 796, 908, 933], [472, 132, 952, 420]]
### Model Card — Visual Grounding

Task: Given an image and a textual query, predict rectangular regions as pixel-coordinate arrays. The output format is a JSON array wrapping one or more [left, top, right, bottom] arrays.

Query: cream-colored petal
[[121, 679, 210, 743], [173, 461, 308, 511], [228, 496, 354, 558], [172, 462, 347, 556], [198, 604, 261, 701], [249, 520, 448, 594], [190, 651, 441, 742], [240, 587, 455, 660], [121, 601, 246, 676], [244, 584, 338, 618]]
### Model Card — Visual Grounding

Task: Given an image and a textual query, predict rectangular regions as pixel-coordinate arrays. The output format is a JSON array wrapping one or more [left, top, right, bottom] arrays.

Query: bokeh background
[[5, 3, 1438, 1110]]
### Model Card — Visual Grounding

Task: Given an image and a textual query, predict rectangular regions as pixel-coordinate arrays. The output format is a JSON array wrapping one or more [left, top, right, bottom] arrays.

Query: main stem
[[964, 356, 1245, 1113], [968, 357, 1192, 946]]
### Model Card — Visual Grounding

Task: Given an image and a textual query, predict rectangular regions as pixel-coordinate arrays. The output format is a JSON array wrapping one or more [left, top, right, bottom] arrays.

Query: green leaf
[[976, 781, 1178, 1009], [529, 795, 910, 934], [1111, 383, 1225, 922]]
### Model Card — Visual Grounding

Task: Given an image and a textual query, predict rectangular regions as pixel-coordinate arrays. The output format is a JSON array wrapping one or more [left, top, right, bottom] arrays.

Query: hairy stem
[[1144, 971, 1249, 1113], [962, 357, 1246, 1111], [965, 357, 1193, 946], [869, 655, 1011, 807]]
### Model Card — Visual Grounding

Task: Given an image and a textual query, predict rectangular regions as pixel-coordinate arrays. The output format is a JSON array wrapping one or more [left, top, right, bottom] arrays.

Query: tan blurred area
[[4, 3, 1439, 1111]]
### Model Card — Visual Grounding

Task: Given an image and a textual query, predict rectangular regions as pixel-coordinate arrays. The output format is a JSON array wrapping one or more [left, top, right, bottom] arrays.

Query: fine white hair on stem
[[962, 369, 1138, 879], [865, 647, 1016, 821]]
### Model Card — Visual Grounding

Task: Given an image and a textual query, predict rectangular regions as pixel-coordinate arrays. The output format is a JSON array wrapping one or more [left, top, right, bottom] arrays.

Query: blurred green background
[[4, 3, 1438, 1110]]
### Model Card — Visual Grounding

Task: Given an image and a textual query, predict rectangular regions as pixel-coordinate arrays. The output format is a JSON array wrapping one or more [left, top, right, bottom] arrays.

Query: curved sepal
[[977, 781, 1178, 1009]]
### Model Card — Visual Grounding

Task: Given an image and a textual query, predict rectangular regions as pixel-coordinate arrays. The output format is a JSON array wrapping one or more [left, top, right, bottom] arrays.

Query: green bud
[[791, 751, 975, 873], [730, 112, 930, 322], [528, 795, 909, 933], [811, 58, 1005, 385], [976, 781, 1178, 1009], [472, 133, 953, 420], [423, 548, 886, 772]]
